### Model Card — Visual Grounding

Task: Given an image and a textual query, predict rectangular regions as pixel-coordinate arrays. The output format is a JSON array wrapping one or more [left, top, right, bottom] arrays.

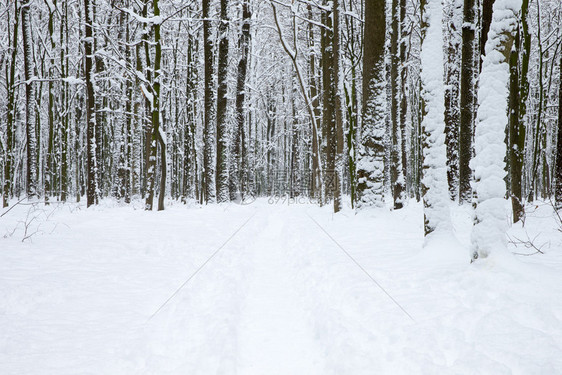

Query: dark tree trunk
[[3, 1, 19, 207], [333, 0, 344, 212], [390, 0, 405, 209], [230, 0, 251, 202], [555, 52, 562, 208], [509, 30, 524, 222], [322, 7, 335, 203], [216, 0, 229, 202], [458, 0, 476, 203], [202, 0, 216, 203], [357, 0, 386, 208], [480, 0, 496, 60], [444, 1, 460, 201], [85, 0, 99, 207], [22, 1, 37, 198]]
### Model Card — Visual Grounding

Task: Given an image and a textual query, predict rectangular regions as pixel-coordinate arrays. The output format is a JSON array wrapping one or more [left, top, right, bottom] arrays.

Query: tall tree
[[22, 0, 37, 197], [216, 0, 229, 202], [555, 51, 562, 208], [333, 0, 344, 212], [459, 0, 477, 203], [85, 0, 99, 207], [357, 0, 386, 208], [230, 0, 251, 202], [420, 0, 450, 236], [471, 0, 520, 260], [203, 0, 216, 203], [3, 0, 20, 207], [144, 0, 165, 211], [509, 0, 530, 221], [390, 0, 405, 209], [444, 0, 461, 200]]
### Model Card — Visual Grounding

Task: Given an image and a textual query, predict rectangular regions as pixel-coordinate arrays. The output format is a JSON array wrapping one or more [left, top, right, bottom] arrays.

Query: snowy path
[[236, 211, 325, 374], [1, 200, 562, 374]]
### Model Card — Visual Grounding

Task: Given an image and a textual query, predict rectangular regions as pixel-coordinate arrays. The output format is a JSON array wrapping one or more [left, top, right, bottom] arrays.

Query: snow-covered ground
[[1, 198, 561, 374]]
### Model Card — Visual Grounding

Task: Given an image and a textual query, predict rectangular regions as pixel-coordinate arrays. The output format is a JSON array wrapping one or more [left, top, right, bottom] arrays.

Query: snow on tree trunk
[[203, 0, 216, 204], [216, 0, 230, 203], [85, 0, 99, 207], [420, 0, 450, 237], [357, 0, 385, 209], [459, 0, 477, 204], [22, 1, 37, 198], [471, 0, 521, 260], [554, 50, 562, 209]]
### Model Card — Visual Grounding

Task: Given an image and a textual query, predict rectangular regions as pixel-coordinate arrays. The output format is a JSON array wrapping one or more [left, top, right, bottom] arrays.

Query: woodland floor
[[1, 198, 561, 374]]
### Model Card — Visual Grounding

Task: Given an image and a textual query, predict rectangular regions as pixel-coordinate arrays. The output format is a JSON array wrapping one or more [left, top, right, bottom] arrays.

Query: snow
[[419, 0, 451, 236], [472, 0, 521, 259], [1, 199, 561, 374]]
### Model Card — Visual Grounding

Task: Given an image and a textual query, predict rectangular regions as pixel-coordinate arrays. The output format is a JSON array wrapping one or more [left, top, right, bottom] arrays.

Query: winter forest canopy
[[1, 0, 562, 262]]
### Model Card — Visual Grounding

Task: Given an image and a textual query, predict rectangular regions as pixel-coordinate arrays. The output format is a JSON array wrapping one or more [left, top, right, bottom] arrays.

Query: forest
[[1, 0, 562, 251], [1, 0, 562, 372]]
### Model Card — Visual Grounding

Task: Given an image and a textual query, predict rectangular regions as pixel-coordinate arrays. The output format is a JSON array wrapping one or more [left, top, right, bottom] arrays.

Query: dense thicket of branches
[[0, 0, 561, 235]]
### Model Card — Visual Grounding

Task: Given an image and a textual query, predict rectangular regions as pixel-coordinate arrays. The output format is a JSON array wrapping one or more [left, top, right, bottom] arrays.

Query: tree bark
[[3, 1, 20, 207], [357, 0, 386, 208], [85, 0, 99, 207], [333, 0, 344, 212], [230, 0, 251, 202], [459, 0, 476, 203], [391, 0, 405, 209], [216, 0, 229, 202], [22, 0, 38, 198], [203, 0, 216, 203], [555, 50, 562, 207]]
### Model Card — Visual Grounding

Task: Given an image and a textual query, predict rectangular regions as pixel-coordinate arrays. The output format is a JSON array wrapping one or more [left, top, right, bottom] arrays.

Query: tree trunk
[[390, 0, 405, 209], [471, 0, 520, 260], [216, 0, 229, 202], [85, 0, 99, 207], [444, 0, 461, 201], [459, 0, 476, 203], [3, 1, 19, 207], [357, 0, 386, 208], [333, 0, 344, 212], [420, 0, 450, 237], [202, 0, 216, 203], [22, 0, 38, 198], [555, 46, 562, 207], [230, 0, 251, 202], [322, 7, 335, 203]]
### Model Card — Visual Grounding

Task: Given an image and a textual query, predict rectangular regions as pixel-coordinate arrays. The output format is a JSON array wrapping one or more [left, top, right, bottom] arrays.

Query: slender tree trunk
[[555, 51, 562, 208], [444, 0, 461, 201], [390, 0, 405, 209], [399, 0, 408, 194], [3, 1, 20, 207], [85, 0, 99, 207], [22, 0, 38, 198], [333, 0, 344, 212], [508, 28, 524, 222], [357, 0, 386, 208], [322, 6, 335, 203], [45, 0, 56, 204], [459, 0, 476, 203], [480, 0, 496, 60], [307, 4, 321, 200], [154, 0, 165, 211], [203, 0, 216, 203], [230, 0, 251, 202], [216, 0, 229, 202]]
